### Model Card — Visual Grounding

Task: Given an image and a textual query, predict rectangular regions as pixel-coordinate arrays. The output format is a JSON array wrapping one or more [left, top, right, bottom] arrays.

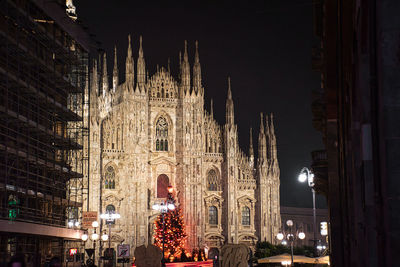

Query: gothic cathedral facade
[[85, 35, 281, 253]]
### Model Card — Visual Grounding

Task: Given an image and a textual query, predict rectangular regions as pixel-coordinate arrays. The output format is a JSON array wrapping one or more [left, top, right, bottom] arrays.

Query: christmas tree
[[153, 190, 188, 262]]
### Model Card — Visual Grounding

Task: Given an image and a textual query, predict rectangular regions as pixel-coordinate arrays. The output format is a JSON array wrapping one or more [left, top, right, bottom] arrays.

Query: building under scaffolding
[[0, 0, 94, 265]]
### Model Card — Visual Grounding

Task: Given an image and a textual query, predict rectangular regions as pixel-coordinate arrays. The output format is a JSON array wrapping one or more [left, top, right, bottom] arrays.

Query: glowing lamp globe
[[81, 233, 88, 241], [298, 232, 306, 240], [91, 233, 99, 240], [101, 232, 109, 241], [286, 220, 294, 227], [298, 173, 307, 183], [167, 203, 175, 210], [92, 221, 99, 228], [276, 233, 284, 240]]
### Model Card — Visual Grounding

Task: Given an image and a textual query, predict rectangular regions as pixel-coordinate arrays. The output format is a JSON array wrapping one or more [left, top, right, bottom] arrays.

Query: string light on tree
[[153, 185, 188, 264]]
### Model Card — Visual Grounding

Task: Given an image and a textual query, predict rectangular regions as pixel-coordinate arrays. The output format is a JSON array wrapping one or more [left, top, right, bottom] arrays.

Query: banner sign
[[82, 211, 97, 228]]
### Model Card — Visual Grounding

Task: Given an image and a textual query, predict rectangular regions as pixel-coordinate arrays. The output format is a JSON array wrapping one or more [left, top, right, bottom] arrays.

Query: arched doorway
[[157, 174, 169, 198]]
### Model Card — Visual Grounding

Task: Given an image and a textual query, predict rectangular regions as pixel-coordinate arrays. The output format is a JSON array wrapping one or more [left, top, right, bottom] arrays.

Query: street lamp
[[67, 219, 80, 228], [81, 220, 100, 265], [152, 185, 176, 267], [276, 220, 306, 267], [100, 211, 121, 262], [298, 167, 317, 249]]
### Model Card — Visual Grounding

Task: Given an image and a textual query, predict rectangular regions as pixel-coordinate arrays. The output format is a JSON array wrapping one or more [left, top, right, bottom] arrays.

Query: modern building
[[311, 0, 400, 266], [280, 206, 328, 248], [0, 0, 92, 265], [85, 36, 281, 259]]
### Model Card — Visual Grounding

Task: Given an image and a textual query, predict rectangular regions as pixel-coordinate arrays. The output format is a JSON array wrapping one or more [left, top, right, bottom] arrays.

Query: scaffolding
[[0, 0, 90, 259]]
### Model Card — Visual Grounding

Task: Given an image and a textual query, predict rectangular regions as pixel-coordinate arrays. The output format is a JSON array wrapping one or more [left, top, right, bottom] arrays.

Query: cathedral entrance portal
[[157, 174, 169, 198]]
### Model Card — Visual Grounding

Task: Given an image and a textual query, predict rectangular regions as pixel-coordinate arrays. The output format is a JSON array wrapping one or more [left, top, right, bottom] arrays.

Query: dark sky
[[75, 0, 326, 209]]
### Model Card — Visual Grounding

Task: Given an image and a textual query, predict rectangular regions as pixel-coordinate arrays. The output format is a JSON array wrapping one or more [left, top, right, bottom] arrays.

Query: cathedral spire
[[102, 52, 108, 97], [225, 77, 234, 125], [92, 59, 98, 94], [268, 113, 280, 179], [181, 40, 190, 94], [227, 77, 232, 100], [112, 45, 118, 93], [137, 35, 146, 90], [269, 113, 277, 159], [249, 127, 254, 157], [193, 40, 202, 93], [258, 113, 267, 164], [125, 34, 134, 89], [210, 99, 214, 118], [249, 127, 255, 168]]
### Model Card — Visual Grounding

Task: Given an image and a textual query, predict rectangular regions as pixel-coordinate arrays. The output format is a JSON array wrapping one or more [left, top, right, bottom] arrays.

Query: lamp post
[[152, 185, 175, 267], [298, 167, 317, 249], [100, 211, 120, 263], [81, 220, 108, 266], [276, 220, 306, 267]]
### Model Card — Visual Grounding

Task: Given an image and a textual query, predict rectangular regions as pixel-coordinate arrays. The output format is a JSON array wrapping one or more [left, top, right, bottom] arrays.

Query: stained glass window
[[155, 117, 168, 151], [209, 206, 218, 225], [242, 206, 250, 226]]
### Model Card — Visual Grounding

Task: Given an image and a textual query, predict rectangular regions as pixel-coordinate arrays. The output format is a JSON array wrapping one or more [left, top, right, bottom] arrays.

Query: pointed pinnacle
[[270, 112, 275, 135], [127, 34, 132, 58], [260, 113, 264, 133], [195, 40, 199, 63], [249, 127, 254, 155], [139, 35, 143, 57], [168, 58, 171, 72], [227, 77, 232, 99], [210, 99, 214, 117], [103, 52, 107, 75], [184, 40, 188, 61], [114, 45, 118, 68]]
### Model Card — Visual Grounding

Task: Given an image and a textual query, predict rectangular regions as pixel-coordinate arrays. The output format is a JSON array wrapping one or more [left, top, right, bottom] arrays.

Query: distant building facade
[[280, 206, 328, 247], [85, 36, 281, 257]]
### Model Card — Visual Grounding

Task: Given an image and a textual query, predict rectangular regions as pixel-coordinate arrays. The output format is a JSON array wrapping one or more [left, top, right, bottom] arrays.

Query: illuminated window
[[105, 204, 116, 224], [105, 165, 115, 189], [242, 206, 250, 226], [209, 206, 218, 225], [207, 169, 220, 191], [155, 117, 168, 151]]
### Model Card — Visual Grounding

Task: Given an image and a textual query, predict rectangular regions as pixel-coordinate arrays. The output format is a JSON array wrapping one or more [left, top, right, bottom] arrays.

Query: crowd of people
[[4, 254, 61, 267]]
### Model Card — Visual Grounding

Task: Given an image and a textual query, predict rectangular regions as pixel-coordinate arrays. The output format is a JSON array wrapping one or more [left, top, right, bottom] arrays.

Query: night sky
[[75, 0, 326, 209]]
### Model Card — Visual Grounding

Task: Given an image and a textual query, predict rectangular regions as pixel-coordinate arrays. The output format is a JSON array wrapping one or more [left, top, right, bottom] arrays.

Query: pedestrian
[[49, 257, 61, 267], [7, 254, 26, 267]]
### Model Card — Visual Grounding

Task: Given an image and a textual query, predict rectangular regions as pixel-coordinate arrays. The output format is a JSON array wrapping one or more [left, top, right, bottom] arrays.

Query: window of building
[[105, 165, 115, 189], [209, 206, 218, 225], [105, 204, 116, 224], [157, 174, 169, 198], [242, 206, 250, 226], [207, 169, 220, 191], [155, 117, 168, 151]]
